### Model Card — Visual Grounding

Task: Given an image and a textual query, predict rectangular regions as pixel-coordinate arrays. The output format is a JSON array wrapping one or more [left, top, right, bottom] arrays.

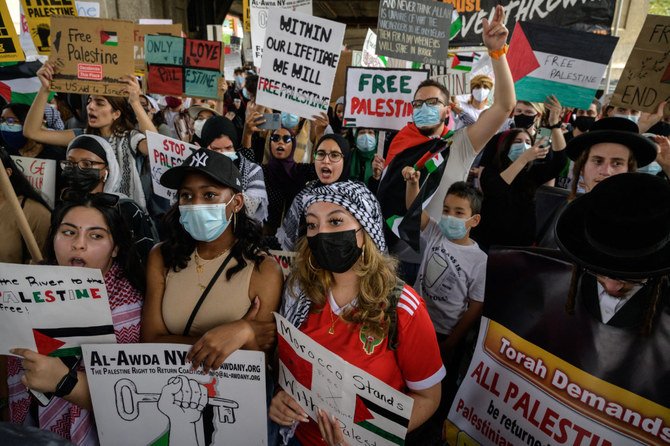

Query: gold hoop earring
[[308, 254, 319, 272]]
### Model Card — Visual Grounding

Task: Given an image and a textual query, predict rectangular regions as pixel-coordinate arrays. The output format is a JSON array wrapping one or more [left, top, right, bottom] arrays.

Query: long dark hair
[[85, 96, 137, 137], [0, 147, 51, 210], [161, 191, 267, 280], [45, 198, 145, 291]]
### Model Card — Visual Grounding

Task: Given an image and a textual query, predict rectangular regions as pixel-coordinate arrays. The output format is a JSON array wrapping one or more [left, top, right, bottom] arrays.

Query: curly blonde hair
[[288, 232, 398, 339]]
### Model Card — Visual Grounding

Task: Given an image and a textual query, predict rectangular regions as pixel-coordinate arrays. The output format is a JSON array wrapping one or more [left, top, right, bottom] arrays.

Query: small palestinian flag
[[100, 30, 118, 46], [354, 393, 409, 445], [451, 52, 480, 72], [449, 10, 462, 40], [0, 61, 44, 105], [423, 152, 444, 173], [33, 325, 116, 357]]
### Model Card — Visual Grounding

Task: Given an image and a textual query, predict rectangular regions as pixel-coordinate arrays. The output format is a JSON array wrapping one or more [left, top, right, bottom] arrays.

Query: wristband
[[54, 369, 78, 398], [548, 122, 562, 129], [488, 44, 508, 60]]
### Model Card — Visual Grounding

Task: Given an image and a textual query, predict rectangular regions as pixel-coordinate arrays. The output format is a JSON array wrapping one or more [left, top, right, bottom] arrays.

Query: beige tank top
[[162, 250, 255, 336]]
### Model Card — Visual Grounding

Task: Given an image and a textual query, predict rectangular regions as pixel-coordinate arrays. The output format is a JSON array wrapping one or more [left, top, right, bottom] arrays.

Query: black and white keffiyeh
[[302, 180, 387, 252]]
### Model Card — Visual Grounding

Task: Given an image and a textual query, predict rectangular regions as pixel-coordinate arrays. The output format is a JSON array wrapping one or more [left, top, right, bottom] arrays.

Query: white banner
[[146, 131, 196, 201], [10, 155, 56, 208]]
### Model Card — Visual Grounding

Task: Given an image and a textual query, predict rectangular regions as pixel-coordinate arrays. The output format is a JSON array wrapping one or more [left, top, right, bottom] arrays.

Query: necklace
[[194, 247, 230, 291], [328, 307, 338, 335]]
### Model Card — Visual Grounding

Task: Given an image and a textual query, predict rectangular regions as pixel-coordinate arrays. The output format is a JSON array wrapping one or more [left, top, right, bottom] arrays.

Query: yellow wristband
[[488, 44, 509, 60]]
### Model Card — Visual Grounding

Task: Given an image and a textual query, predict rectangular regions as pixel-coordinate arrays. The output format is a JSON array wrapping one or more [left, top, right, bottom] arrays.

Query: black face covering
[[574, 116, 596, 132], [514, 114, 536, 129], [62, 166, 102, 193], [307, 229, 362, 273]]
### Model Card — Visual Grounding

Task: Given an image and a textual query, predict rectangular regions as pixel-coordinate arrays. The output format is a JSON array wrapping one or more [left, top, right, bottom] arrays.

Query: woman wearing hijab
[[349, 127, 385, 191]]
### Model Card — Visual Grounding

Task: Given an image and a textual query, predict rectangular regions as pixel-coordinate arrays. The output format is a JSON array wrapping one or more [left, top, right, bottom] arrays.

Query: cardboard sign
[[276, 313, 414, 445], [611, 15, 670, 115], [146, 131, 196, 200], [48, 16, 134, 97], [256, 9, 345, 119], [83, 344, 267, 446], [268, 250, 295, 279], [0, 263, 115, 356], [344, 67, 428, 131], [20, 0, 78, 55], [507, 21, 618, 109], [10, 156, 57, 208], [377, 0, 452, 66], [0, 1, 24, 62], [145, 35, 224, 99], [249, 0, 312, 68], [133, 24, 182, 74], [330, 50, 352, 105]]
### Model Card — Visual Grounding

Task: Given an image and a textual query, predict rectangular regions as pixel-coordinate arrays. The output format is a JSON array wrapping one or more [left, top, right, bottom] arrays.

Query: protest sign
[[76, 1, 101, 17], [445, 248, 670, 446], [133, 24, 182, 74], [377, 0, 452, 66], [0, 1, 24, 62], [11, 156, 56, 208], [268, 250, 295, 279], [20, 0, 78, 55], [223, 35, 243, 81], [249, 0, 311, 68], [146, 131, 195, 201], [276, 313, 414, 445], [448, 0, 616, 48], [361, 29, 386, 68], [83, 344, 266, 446], [0, 263, 115, 356], [256, 9, 345, 119], [611, 15, 670, 115], [330, 50, 352, 105], [507, 21, 618, 109], [48, 16, 134, 97], [145, 35, 225, 99], [243, 0, 250, 32], [344, 67, 428, 131]]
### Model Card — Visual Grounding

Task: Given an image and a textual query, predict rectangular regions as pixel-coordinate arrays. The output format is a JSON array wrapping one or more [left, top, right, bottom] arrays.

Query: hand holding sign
[[482, 5, 508, 52], [36, 61, 55, 90], [11, 348, 69, 394], [317, 408, 349, 446], [269, 389, 309, 426]]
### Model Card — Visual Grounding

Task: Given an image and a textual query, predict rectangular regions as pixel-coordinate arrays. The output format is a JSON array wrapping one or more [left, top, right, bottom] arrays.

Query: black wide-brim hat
[[565, 117, 658, 168], [160, 148, 242, 192], [556, 173, 670, 279]]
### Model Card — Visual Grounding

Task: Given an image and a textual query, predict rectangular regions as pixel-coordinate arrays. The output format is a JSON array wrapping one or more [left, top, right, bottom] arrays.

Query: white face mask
[[472, 88, 490, 102], [194, 119, 206, 138], [613, 113, 640, 124]]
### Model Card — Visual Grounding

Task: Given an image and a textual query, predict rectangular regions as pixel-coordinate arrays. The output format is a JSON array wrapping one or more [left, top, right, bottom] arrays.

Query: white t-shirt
[[414, 218, 487, 335], [596, 282, 642, 324]]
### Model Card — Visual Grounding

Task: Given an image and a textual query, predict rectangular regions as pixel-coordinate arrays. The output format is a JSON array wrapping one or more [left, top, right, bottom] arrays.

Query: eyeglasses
[[0, 117, 20, 125], [314, 150, 343, 162], [60, 189, 120, 207], [60, 160, 107, 170], [411, 97, 446, 108], [270, 134, 292, 143]]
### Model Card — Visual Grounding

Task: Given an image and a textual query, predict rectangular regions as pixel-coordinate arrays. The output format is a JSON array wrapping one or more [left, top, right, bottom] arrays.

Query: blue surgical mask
[[281, 112, 299, 129], [235, 76, 244, 87], [638, 161, 662, 175], [613, 113, 640, 124], [222, 151, 238, 161], [356, 133, 377, 152], [179, 197, 234, 242], [508, 142, 531, 162], [438, 215, 472, 240], [242, 87, 250, 100], [0, 123, 27, 151], [413, 103, 442, 128]]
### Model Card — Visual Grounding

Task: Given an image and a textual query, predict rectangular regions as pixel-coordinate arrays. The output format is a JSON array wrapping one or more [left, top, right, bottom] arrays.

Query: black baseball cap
[[160, 148, 242, 192]]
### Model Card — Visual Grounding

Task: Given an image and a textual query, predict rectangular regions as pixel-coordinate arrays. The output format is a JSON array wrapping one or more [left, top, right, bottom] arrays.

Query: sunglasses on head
[[60, 189, 120, 207], [270, 134, 292, 143]]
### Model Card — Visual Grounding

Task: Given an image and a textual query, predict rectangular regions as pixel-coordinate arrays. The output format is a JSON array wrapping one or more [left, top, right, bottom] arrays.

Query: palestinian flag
[[33, 325, 116, 357], [100, 30, 118, 46], [0, 61, 44, 105], [507, 21, 618, 109], [449, 10, 462, 40], [451, 52, 480, 72], [354, 393, 409, 445]]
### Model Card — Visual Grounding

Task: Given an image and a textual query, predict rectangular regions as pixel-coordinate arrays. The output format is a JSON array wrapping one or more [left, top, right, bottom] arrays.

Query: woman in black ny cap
[[142, 148, 282, 372], [269, 180, 444, 446]]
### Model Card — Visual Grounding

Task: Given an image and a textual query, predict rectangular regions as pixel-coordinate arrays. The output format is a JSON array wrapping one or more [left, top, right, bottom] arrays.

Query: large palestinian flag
[[0, 61, 44, 105], [507, 21, 618, 109]]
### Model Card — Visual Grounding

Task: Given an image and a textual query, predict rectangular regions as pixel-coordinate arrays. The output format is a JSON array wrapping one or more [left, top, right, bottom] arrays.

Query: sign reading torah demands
[[249, 0, 312, 68], [377, 0, 452, 67], [133, 24, 182, 74], [10, 156, 56, 208], [276, 313, 414, 446], [611, 14, 670, 115], [20, 0, 77, 55], [83, 344, 267, 446], [344, 67, 428, 131], [48, 16, 134, 97], [146, 131, 195, 201], [0, 1, 24, 62], [145, 35, 225, 99], [0, 263, 115, 357], [256, 9, 345, 120], [507, 21, 618, 109]]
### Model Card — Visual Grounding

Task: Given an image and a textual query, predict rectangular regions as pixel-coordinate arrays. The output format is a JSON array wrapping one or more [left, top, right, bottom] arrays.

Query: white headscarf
[[66, 134, 123, 196]]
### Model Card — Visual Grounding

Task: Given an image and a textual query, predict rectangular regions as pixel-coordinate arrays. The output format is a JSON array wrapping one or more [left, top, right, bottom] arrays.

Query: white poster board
[[343, 67, 428, 131], [361, 29, 386, 68], [256, 9, 345, 119], [146, 131, 196, 201], [0, 263, 115, 356], [10, 155, 57, 208], [276, 313, 414, 445], [249, 0, 312, 68], [83, 343, 267, 446], [268, 249, 295, 279]]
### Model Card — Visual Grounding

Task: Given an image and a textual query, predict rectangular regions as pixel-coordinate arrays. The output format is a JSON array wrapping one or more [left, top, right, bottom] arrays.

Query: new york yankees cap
[[160, 148, 243, 192]]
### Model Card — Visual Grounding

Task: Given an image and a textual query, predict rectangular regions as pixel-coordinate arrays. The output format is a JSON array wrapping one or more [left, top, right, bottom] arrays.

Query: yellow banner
[[20, 0, 78, 55], [243, 0, 250, 32], [0, 1, 23, 62]]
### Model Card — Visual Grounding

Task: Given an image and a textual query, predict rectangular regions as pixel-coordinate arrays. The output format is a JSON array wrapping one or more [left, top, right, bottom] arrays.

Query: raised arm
[[123, 75, 156, 156], [499, 138, 549, 185], [402, 166, 429, 231]]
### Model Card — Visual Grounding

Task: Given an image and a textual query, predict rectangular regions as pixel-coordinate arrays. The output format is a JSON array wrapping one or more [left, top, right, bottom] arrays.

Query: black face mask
[[62, 166, 102, 193], [573, 116, 596, 132], [514, 114, 536, 129], [307, 229, 362, 274]]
